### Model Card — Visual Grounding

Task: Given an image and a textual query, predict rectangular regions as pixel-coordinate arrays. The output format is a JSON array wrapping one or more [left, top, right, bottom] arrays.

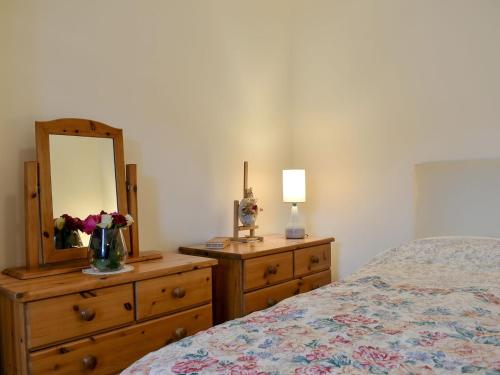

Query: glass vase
[[88, 227, 128, 272], [54, 228, 83, 249]]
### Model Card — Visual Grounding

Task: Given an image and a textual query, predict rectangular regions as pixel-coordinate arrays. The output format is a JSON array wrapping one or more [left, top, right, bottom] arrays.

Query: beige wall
[[0, 0, 291, 268], [2, 1, 500, 277], [291, 0, 500, 277]]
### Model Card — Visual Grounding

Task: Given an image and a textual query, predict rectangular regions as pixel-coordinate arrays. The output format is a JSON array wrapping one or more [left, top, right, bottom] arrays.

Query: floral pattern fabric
[[123, 237, 500, 375]]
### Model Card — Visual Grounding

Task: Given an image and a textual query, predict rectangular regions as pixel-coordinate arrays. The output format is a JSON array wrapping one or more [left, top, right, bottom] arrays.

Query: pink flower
[[224, 365, 265, 375], [294, 365, 332, 375], [328, 335, 351, 345], [245, 315, 278, 324], [352, 346, 402, 369], [228, 368, 262, 375], [82, 215, 101, 235], [418, 338, 435, 347], [305, 345, 330, 361], [474, 291, 500, 304], [264, 327, 289, 336], [381, 328, 402, 335], [346, 327, 372, 337], [216, 360, 266, 375], [333, 314, 378, 325], [171, 358, 218, 374]]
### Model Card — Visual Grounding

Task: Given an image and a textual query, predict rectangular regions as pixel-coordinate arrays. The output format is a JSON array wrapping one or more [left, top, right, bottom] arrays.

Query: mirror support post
[[126, 164, 140, 258], [24, 161, 40, 270]]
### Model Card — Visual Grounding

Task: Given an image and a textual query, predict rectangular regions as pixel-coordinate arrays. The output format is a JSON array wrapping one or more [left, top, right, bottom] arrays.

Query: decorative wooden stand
[[232, 161, 264, 243], [3, 119, 162, 280]]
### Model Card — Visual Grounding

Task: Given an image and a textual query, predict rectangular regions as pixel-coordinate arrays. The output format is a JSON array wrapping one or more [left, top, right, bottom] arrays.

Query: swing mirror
[[36, 119, 129, 263]]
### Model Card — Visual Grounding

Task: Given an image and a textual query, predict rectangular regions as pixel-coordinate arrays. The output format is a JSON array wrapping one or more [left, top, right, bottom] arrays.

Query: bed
[[123, 236, 500, 374]]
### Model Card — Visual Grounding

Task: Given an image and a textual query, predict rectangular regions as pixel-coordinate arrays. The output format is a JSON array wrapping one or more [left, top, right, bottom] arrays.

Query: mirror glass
[[49, 135, 118, 248]]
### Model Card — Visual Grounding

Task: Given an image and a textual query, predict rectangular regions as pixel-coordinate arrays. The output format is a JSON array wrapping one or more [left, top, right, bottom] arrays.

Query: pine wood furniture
[[1, 119, 218, 374], [0, 253, 217, 375], [179, 234, 334, 324], [4, 118, 160, 280]]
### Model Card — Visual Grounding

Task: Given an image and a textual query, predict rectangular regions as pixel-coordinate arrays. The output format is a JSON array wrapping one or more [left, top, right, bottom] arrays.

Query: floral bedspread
[[123, 237, 500, 374]]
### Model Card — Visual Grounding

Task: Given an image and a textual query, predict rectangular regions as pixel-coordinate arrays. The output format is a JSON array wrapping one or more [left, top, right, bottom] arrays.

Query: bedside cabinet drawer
[[30, 304, 212, 375], [27, 284, 134, 349], [244, 279, 300, 315], [136, 268, 212, 320], [243, 252, 293, 291], [299, 270, 332, 293], [294, 244, 331, 276]]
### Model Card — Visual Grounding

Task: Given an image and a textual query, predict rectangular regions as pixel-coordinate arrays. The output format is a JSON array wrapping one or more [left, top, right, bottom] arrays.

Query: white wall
[[0, 0, 292, 269], [291, 0, 500, 277]]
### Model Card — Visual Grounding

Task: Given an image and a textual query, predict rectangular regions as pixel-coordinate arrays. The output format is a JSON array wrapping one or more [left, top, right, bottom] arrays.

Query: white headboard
[[414, 159, 500, 238]]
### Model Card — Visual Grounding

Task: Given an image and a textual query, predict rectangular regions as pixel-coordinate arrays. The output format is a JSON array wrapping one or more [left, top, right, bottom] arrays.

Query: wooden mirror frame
[[36, 119, 129, 263]]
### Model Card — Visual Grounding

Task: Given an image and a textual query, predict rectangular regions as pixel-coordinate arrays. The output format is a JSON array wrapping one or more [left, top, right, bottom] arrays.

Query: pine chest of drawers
[[179, 235, 334, 324], [0, 253, 217, 375]]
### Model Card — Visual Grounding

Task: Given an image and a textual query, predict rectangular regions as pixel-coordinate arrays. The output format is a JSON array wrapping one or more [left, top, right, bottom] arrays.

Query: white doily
[[82, 264, 134, 276]]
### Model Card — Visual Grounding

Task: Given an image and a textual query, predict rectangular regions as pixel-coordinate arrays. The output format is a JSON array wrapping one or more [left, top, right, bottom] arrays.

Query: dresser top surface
[[0, 252, 217, 302], [179, 234, 335, 260]]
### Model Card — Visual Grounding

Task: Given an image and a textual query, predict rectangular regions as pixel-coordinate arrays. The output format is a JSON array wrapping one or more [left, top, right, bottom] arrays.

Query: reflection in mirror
[[50, 135, 118, 248]]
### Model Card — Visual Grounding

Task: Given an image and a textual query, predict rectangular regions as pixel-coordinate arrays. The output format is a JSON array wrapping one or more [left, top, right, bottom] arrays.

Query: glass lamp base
[[286, 203, 305, 239], [286, 227, 305, 239]]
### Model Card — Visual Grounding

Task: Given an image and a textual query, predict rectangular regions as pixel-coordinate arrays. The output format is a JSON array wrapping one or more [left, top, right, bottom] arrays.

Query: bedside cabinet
[[179, 235, 334, 324], [0, 253, 217, 375]]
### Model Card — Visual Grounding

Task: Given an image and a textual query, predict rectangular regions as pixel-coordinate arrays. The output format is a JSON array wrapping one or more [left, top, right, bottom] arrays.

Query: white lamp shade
[[283, 169, 306, 203]]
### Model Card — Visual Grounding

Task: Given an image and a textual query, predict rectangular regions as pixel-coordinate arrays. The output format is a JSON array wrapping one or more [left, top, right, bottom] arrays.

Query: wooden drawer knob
[[172, 287, 186, 299], [82, 355, 97, 370], [267, 297, 278, 307], [310, 255, 320, 264], [79, 307, 96, 322], [175, 327, 187, 339], [266, 265, 278, 275]]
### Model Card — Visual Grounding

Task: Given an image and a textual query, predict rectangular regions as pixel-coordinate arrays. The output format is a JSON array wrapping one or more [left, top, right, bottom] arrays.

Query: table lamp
[[283, 169, 306, 239]]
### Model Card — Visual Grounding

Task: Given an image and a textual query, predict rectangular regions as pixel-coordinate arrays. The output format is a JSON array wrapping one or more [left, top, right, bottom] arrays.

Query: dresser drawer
[[244, 279, 300, 315], [136, 268, 212, 320], [243, 252, 293, 291], [294, 244, 331, 276], [299, 270, 332, 293], [30, 304, 212, 375], [27, 284, 134, 349]]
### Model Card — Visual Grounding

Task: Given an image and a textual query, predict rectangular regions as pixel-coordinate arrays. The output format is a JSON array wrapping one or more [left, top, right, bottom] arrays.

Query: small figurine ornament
[[233, 162, 264, 242], [239, 188, 259, 226]]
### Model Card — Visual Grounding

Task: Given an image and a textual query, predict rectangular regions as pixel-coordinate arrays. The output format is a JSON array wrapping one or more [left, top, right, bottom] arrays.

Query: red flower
[[61, 214, 83, 231], [171, 358, 218, 374], [111, 212, 127, 227]]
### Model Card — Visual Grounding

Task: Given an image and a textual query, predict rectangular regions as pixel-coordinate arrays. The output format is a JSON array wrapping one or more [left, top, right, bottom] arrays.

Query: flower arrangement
[[81, 211, 134, 235], [53, 214, 84, 249], [84, 211, 134, 272], [54, 214, 84, 232], [53, 211, 134, 271]]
